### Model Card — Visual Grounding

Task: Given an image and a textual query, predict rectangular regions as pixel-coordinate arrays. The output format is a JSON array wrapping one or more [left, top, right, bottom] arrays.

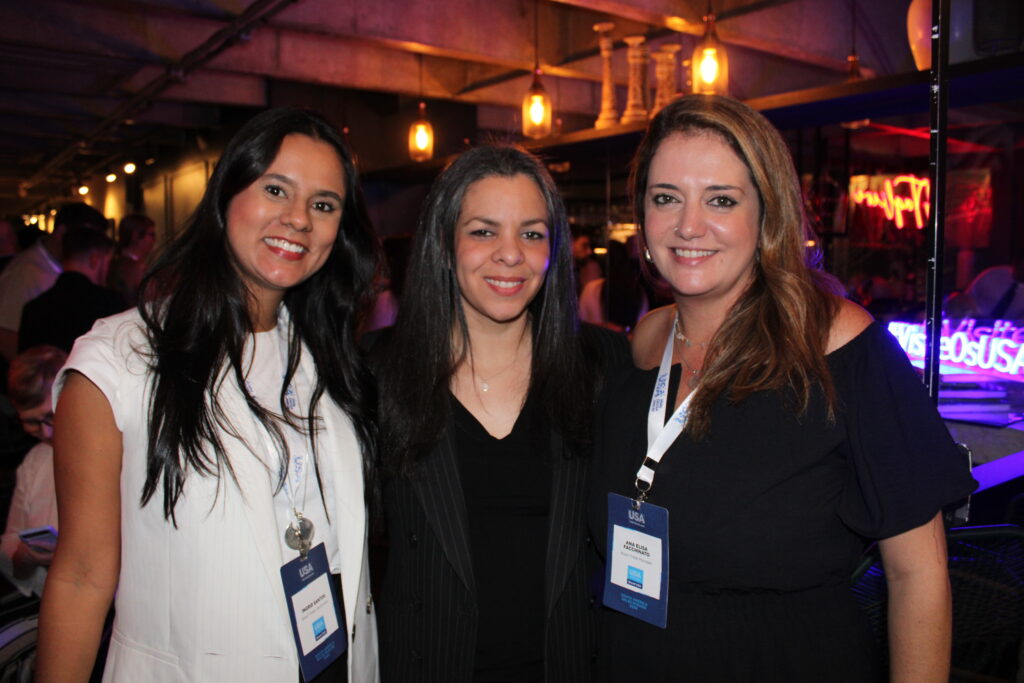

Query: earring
[[644, 247, 653, 263]]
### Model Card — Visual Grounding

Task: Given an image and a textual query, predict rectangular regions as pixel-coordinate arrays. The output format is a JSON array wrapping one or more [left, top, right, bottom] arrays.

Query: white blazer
[[58, 309, 379, 682]]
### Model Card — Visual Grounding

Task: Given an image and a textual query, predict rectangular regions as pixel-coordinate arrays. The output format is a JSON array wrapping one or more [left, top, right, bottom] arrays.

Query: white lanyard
[[247, 316, 315, 548], [635, 314, 693, 502]]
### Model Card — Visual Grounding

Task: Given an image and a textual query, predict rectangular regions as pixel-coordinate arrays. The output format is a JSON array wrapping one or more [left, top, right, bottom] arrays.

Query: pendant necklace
[[476, 359, 517, 392], [673, 317, 706, 391]]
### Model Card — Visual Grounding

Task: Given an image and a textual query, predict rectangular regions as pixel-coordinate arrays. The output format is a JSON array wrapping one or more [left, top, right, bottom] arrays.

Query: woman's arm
[[878, 512, 951, 683], [36, 371, 123, 683]]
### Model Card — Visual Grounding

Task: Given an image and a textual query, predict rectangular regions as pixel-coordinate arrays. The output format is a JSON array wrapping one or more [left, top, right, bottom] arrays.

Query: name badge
[[603, 492, 669, 628], [280, 543, 346, 681]]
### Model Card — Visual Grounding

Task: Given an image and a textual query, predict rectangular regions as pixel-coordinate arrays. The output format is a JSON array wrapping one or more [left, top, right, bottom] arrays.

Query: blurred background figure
[[0, 346, 64, 598], [108, 214, 157, 304], [19, 228, 126, 354], [362, 232, 413, 334], [960, 253, 1024, 320], [0, 215, 21, 275], [578, 238, 649, 333], [571, 227, 602, 294], [0, 202, 108, 363]]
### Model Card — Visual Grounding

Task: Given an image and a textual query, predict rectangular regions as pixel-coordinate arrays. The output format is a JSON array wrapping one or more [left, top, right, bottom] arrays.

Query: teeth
[[264, 237, 307, 254], [673, 248, 714, 258], [484, 278, 522, 289]]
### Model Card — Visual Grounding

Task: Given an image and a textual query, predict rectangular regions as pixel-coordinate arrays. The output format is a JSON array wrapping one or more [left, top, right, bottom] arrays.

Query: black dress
[[590, 322, 978, 682]]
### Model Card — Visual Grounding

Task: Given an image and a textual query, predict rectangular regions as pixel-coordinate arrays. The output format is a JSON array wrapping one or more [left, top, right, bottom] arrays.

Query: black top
[[590, 322, 978, 682], [453, 392, 550, 682], [19, 270, 127, 353]]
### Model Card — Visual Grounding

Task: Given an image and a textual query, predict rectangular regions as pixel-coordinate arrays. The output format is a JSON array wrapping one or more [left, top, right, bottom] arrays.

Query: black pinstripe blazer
[[376, 326, 630, 683]]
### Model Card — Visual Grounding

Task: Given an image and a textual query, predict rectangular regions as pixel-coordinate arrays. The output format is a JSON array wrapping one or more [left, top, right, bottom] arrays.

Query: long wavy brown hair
[[631, 94, 843, 438]]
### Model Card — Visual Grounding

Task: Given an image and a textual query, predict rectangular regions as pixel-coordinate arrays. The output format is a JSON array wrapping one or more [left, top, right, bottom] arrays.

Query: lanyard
[[635, 314, 693, 504]]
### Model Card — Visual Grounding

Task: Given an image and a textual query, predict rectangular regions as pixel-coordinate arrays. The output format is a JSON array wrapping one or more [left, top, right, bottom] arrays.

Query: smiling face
[[454, 174, 551, 332], [644, 131, 761, 314], [225, 133, 346, 327]]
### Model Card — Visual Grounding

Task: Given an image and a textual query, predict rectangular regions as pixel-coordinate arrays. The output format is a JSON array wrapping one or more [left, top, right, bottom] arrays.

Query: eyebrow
[[264, 173, 344, 203], [648, 182, 744, 192], [462, 216, 549, 228]]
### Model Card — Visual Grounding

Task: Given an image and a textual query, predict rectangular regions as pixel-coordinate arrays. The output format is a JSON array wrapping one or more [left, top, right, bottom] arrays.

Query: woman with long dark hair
[[37, 107, 380, 682], [374, 145, 629, 682], [593, 94, 976, 681]]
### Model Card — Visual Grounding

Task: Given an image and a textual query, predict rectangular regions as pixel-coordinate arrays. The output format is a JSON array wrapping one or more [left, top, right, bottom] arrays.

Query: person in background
[[0, 215, 21, 274], [595, 94, 976, 682], [0, 345, 65, 597], [374, 145, 629, 682], [571, 228, 602, 294], [578, 238, 649, 334], [362, 232, 413, 334], [19, 227, 126, 353], [0, 202, 108, 362], [961, 253, 1024, 320], [36, 107, 380, 682], [108, 213, 157, 304]]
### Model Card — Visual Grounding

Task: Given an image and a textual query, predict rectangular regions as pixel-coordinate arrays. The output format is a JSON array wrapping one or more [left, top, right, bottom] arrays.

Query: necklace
[[673, 318, 708, 349], [474, 355, 521, 392], [673, 317, 705, 391]]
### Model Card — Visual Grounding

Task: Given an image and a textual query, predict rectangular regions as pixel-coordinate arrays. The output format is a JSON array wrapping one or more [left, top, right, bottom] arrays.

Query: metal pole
[[924, 0, 951, 402]]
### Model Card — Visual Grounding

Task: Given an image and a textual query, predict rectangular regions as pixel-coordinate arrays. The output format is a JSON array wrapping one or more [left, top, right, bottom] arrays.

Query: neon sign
[[850, 174, 931, 230], [888, 319, 1024, 381]]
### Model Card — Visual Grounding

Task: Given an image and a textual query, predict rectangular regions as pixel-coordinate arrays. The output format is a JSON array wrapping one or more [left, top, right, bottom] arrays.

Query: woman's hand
[[879, 512, 951, 683], [36, 371, 123, 683]]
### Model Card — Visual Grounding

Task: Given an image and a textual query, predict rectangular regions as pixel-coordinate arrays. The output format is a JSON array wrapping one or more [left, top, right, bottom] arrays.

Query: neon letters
[[850, 174, 931, 230], [888, 319, 1024, 380]]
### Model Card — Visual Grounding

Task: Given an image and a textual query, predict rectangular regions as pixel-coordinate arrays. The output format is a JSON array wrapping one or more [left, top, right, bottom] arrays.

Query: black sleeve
[[837, 324, 978, 539]]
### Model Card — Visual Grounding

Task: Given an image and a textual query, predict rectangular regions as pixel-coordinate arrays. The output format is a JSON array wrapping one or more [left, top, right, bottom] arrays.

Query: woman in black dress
[[374, 145, 629, 682], [592, 94, 977, 682]]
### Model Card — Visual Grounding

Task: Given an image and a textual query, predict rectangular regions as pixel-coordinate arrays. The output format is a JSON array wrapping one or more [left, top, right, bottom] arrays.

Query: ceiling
[[0, 0, 1009, 214]]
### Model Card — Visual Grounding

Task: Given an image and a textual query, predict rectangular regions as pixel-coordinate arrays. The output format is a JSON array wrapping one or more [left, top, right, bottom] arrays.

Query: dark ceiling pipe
[[20, 0, 299, 195]]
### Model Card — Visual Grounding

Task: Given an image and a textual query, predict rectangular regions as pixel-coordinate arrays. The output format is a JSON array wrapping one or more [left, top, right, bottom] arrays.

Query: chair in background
[[850, 524, 1024, 683]]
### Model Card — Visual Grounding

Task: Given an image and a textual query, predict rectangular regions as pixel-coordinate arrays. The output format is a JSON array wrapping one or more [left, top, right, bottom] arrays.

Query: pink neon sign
[[888, 319, 1024, 381], [850, 175, 931, 230]]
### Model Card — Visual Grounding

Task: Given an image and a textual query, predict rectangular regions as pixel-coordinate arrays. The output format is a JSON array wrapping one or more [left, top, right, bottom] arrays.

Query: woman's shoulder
[[630, 305, 675, 369], [826, 298, 874, 354]]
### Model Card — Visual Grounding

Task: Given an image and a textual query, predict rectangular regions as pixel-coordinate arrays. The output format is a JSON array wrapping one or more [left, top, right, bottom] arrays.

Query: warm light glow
[[805, 240, 817, 247], [691, 13, 728, 95], [698, 48, 719, 84], [528, 95, 546, 125], [521, 72, 552, 139], [123, 162, 136, 174], [850, 174, 931, 230], [593, 246, 608, 256], [407, 102, 434, 162], [106, 173, 117, 183], [77, 185, 89, 196], [28, 216, 37, 225]]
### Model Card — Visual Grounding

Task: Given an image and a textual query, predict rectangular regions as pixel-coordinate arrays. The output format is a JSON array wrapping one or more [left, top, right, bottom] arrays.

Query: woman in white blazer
[[36, 107, 379, 682]]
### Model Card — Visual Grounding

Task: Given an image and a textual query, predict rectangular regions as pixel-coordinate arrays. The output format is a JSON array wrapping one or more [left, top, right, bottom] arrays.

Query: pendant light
[[522, 0, 552, 139], [408, 55, 434, 162], [691, 2, 728, 95], [841, 0, 870, 129]]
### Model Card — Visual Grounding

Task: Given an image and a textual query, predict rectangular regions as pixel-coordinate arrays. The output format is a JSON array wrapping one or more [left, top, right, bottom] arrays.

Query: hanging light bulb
[[522, 0, 553, 139], [105, 172, 117, 183], [408, 101, 434, 162], [77, 184, 89, 196], [522, 70, 553, 139], [123, 162, 136, 174], [691, 6, 728, 95]]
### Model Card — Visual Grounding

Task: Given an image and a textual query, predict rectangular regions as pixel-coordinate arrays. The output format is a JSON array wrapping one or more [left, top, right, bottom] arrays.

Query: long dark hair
[[631, 94, 841, 438], [378, 145, 591, 475], [139, 107, 378, 520]]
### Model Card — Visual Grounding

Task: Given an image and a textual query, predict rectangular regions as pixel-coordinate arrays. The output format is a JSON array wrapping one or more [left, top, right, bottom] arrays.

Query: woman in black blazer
[[374, 145, 629, 682]]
